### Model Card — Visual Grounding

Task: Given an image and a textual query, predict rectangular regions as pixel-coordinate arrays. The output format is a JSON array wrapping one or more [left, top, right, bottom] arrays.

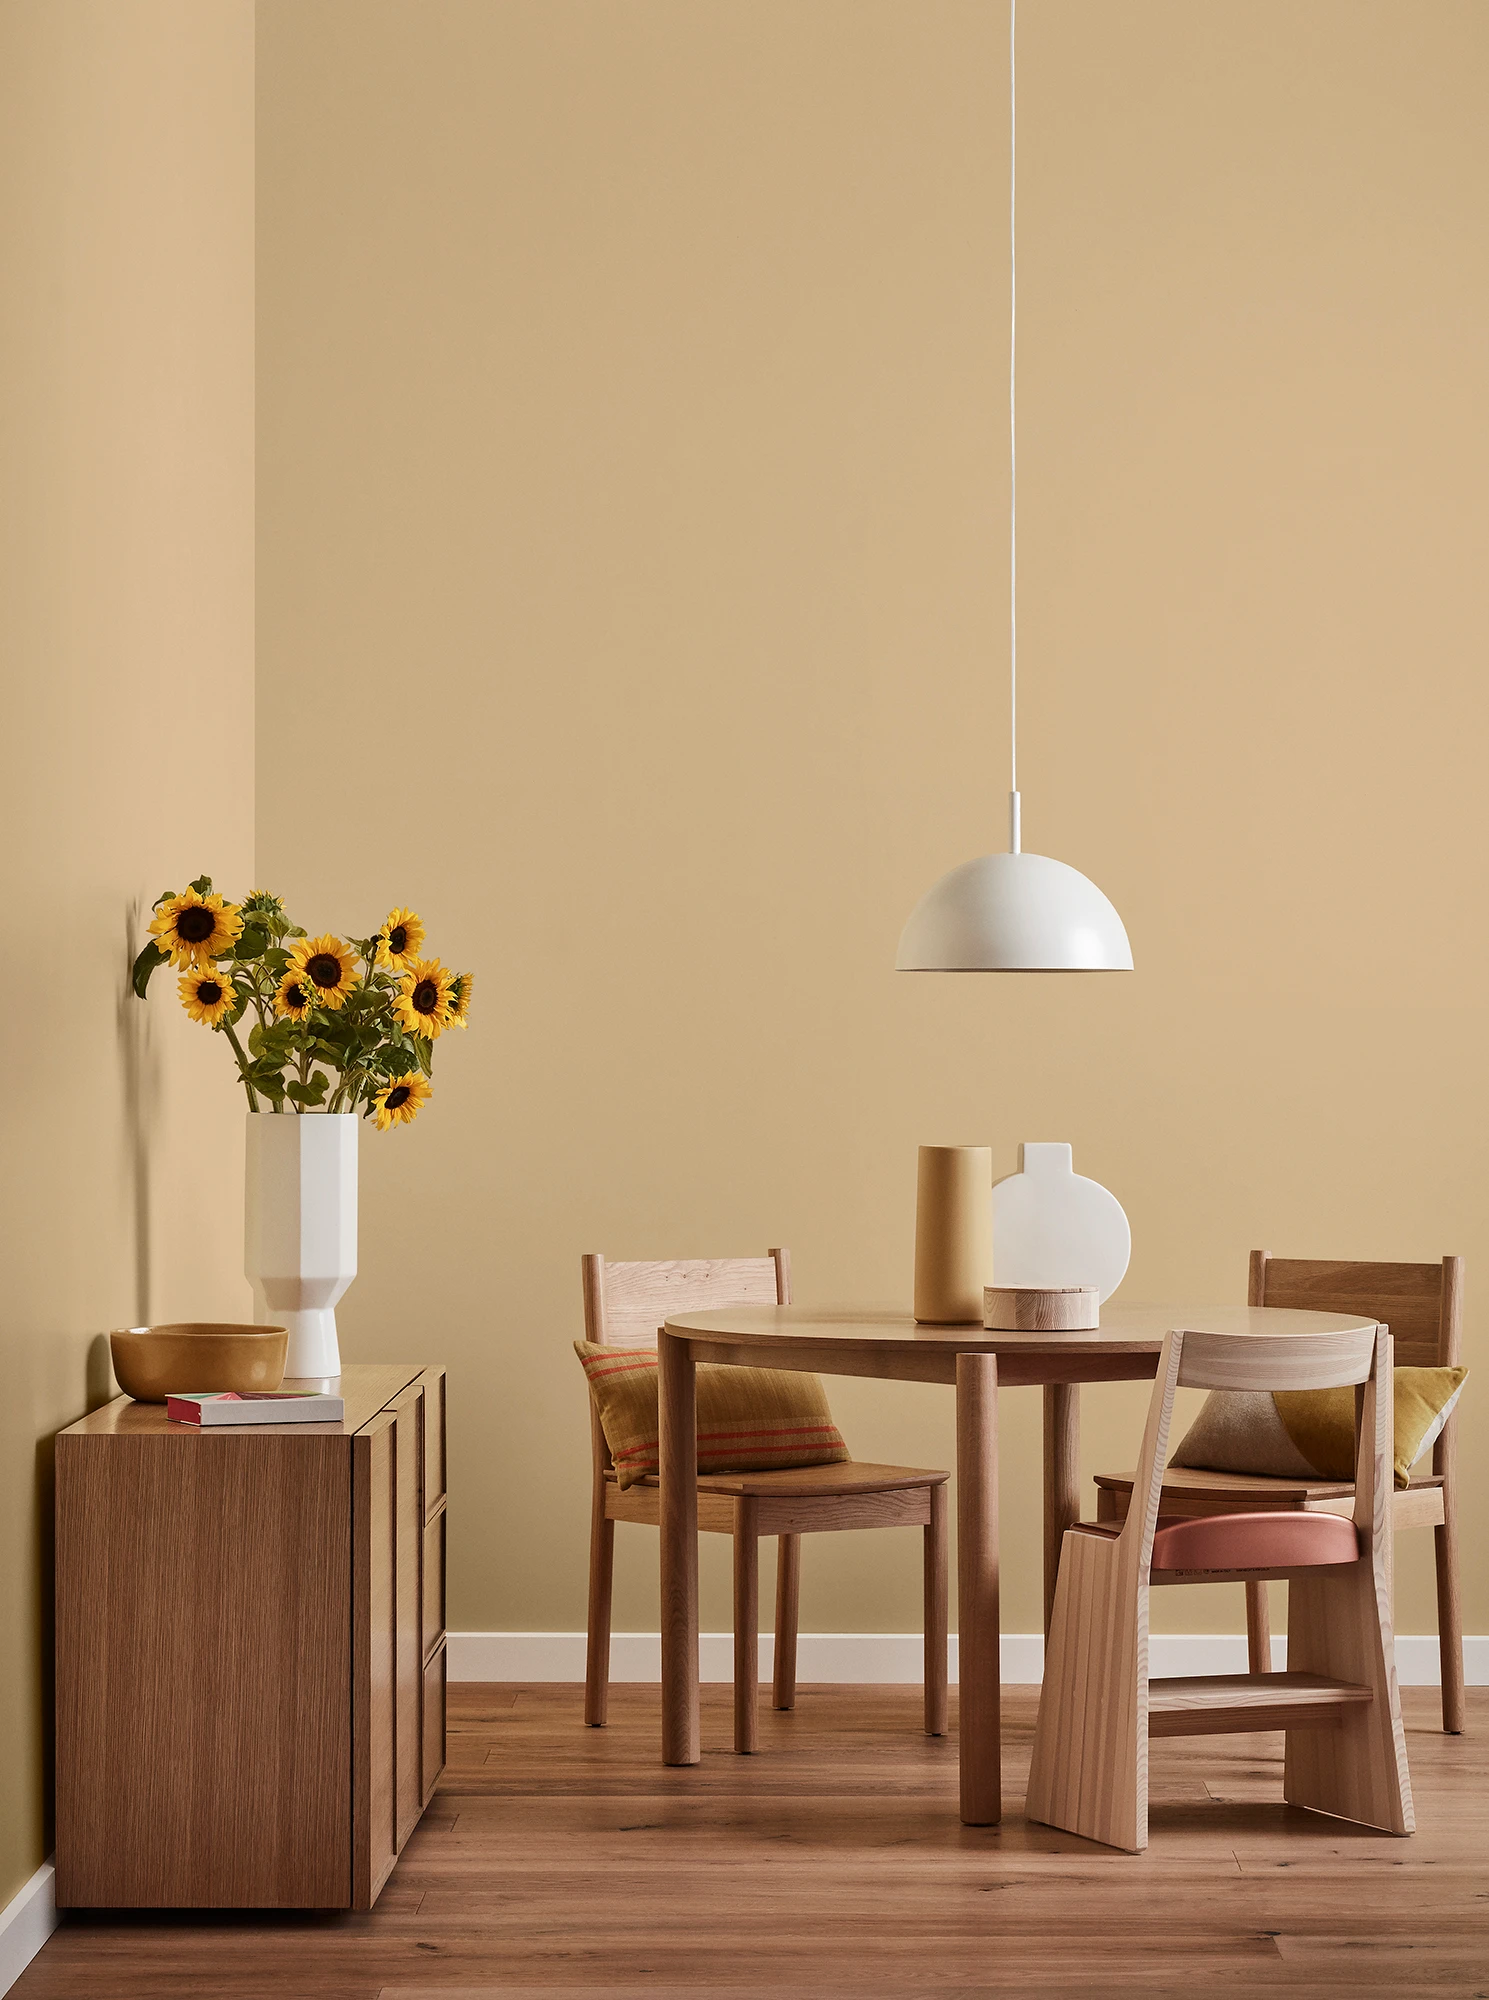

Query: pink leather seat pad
[[1150, 1509, 1359, 1573]]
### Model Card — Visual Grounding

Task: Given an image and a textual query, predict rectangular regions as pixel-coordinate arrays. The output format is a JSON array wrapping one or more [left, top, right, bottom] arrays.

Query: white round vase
[[244, 1111, 358, 1383]]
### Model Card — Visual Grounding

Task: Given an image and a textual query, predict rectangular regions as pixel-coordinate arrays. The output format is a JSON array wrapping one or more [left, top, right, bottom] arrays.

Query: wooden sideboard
[[54, 1363, 447, 1910]]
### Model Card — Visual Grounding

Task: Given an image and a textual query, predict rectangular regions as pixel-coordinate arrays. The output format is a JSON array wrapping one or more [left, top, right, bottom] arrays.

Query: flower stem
[[222, 1019, 262, 1111]]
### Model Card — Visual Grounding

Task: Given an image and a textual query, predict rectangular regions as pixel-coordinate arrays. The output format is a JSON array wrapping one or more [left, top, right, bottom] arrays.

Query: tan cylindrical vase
[[914, 1145, 994, 1325]]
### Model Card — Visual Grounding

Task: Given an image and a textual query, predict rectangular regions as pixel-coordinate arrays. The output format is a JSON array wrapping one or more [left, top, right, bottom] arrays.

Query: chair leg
[[734, 1501, 759, 1753], [1245, 1580, 1272, 1674], [924, 1482, 949, 1737], [1435, 1477, 1465, 1734], [584, 1507, 615, 1728], [1285, 1565, 1413, 1835], [1026, 1530, 1146, 1852], [772, 1533, 800, 1711]]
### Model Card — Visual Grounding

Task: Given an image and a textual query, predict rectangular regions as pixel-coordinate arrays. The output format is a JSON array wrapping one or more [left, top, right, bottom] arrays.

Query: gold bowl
[[109, 1323, 289, 1403]]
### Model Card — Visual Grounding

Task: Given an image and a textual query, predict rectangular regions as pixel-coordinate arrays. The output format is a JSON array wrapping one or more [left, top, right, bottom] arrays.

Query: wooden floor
[[19, 1684, 1488, 1998]]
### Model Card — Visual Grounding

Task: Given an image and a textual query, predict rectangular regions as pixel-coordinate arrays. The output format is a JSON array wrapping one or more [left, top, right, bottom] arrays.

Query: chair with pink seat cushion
[[1026, 1322, 1414, 1854]]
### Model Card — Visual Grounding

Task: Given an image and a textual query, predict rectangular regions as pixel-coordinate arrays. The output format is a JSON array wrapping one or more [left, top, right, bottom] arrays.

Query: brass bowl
[[109, 1323, 289, 1403]]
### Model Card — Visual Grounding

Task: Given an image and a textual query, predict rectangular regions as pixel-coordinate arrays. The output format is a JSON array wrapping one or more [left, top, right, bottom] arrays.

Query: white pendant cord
[[1008, 0, 1021, 855]]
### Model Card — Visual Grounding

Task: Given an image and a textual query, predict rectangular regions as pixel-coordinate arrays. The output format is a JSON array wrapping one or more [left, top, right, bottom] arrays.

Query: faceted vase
[[244, 1111, 358, 1383]]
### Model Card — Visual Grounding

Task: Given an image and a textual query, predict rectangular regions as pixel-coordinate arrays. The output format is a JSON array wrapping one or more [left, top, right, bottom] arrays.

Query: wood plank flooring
[[18, 1684, 1488, 1999]]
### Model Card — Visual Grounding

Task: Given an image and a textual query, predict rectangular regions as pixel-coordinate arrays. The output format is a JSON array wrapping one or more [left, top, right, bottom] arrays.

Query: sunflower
[[274, 971, 314, 1022], [392, 958, 456, 1039], [178, 967, 236, 1028], [150, 889, 242, 969], [372, 1071, 431, 1132], [446, 971, 474, 1028], [374, 907, 426, 972], [287, 934, 358, 1010]]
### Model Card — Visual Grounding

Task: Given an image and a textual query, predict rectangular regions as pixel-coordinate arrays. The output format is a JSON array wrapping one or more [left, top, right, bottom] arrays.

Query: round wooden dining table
[[656, 1299, 1381, 1826]]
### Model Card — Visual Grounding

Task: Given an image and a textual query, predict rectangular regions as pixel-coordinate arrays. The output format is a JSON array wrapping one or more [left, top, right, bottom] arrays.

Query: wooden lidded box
[[54, 1363, 447, 1910]]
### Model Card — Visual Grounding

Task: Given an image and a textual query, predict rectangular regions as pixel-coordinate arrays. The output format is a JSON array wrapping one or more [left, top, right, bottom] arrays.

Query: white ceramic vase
[[244, 1111, 358, 1383]]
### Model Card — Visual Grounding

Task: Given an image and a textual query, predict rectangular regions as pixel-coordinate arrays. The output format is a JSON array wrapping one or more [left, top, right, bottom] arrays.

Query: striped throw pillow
[[575, 1342, 850, 1490]]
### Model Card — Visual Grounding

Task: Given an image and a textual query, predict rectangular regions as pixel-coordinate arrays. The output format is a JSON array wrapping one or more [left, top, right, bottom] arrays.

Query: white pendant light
[[896, 1, 1132, 974]]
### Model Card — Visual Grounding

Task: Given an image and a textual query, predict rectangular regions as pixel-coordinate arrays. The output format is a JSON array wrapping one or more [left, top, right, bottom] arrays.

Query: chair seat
[[605, 1459, 948, 1498], [1150, 1509, 1360, 1573], [1094, 1464, 1445, 1510]]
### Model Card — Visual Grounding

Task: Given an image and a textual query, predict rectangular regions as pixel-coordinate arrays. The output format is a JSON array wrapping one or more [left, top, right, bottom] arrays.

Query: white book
[[166, 1391, 345, 1426]]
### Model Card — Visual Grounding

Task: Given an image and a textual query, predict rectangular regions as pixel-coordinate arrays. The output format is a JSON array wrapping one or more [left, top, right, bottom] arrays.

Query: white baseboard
[[448, 1630, 1487, 1686], [0, 1862, 55, 1999]]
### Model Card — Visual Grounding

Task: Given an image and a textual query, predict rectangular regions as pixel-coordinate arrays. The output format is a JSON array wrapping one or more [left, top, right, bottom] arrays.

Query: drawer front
[[422, 1642, 447, 1808], [392, 1384, 425, 1851], [57, 1431, 352, 1910], [352, 1412, 399, 1910], [423, 1507, 446, 1662]]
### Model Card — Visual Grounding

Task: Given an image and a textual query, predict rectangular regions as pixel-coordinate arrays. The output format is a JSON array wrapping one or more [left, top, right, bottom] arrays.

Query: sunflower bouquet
[[132, 879, 472, 1131]]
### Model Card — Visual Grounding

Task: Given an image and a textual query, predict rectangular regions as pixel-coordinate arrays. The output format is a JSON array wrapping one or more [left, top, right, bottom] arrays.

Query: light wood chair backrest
[[1122, 1324, 1392, 1579], [581, 1250, 791, 1349], [1250, 1252, 1463, 1369]]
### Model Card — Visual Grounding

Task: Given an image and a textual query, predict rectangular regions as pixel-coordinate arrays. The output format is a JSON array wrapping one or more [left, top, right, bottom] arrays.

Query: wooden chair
[[1094, 1254, 1465, 1731], [582, 1249, 949, 1753], [1028, 1321, 1413, 1852]]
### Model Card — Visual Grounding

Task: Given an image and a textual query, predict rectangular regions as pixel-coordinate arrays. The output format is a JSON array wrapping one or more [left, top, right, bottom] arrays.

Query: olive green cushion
[[1171, 1366, 1467, 1490]]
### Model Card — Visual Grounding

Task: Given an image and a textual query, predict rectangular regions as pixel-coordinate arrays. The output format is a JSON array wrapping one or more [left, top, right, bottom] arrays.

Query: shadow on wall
[[31, 907, 154, 1832], [119, 901, 157, 1327]]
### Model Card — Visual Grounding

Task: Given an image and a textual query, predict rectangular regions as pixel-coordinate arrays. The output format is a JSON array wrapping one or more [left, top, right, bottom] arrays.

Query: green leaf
[[236, 926, 269, 960], [285, 1074, 330, 1106], [415, 1036, 433, 1078], [188, 875, 213, 895], [382, 1044, 419, 1077], [131, 940, 169, 999]]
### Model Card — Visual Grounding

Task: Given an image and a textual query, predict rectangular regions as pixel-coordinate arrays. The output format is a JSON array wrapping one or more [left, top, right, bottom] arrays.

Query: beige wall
[[0, 0, 255, 1904], [256, 0, 1489, 1649]]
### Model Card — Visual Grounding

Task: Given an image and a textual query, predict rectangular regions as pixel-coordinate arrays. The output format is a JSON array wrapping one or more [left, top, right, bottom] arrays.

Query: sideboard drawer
[[422, 1642, 447, 1810], [423, 1505, 446, 1660]]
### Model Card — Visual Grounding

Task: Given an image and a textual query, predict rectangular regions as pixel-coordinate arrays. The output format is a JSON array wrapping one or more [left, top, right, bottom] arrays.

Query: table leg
[[659, 1328, 700, 1765], [1042, 1383, 1081, 1639], [956, 1351, 1000, 1826]]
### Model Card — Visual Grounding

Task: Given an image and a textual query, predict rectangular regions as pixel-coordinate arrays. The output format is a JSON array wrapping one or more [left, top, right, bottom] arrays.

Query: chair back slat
[[1175, 1327, 1377, 1394], [1250, 1252, 1462, 1368], [581, 1251, 789, 1349]]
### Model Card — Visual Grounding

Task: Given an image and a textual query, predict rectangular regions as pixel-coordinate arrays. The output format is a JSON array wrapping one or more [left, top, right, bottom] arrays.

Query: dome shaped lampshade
[[896, 851, 1133, 972]]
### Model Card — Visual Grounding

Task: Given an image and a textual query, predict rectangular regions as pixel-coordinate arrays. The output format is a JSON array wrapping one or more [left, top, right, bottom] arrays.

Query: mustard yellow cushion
[[575, 1342, 850, 1489], [1171, 1366, 1467, 1491]]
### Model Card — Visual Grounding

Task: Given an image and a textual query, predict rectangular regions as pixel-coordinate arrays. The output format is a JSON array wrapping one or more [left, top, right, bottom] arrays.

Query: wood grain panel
[[752, 1488, 932, 1537], [353, 1411, 397, 1912], [55, 1430, 351, 1908], [394, 1383, 425, 1849], [1148, 1672, 1372, 1736], [421, 1642, 446, 1808], [423, 1503, 446, 1663], [590, 1256, 781, 1349]]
